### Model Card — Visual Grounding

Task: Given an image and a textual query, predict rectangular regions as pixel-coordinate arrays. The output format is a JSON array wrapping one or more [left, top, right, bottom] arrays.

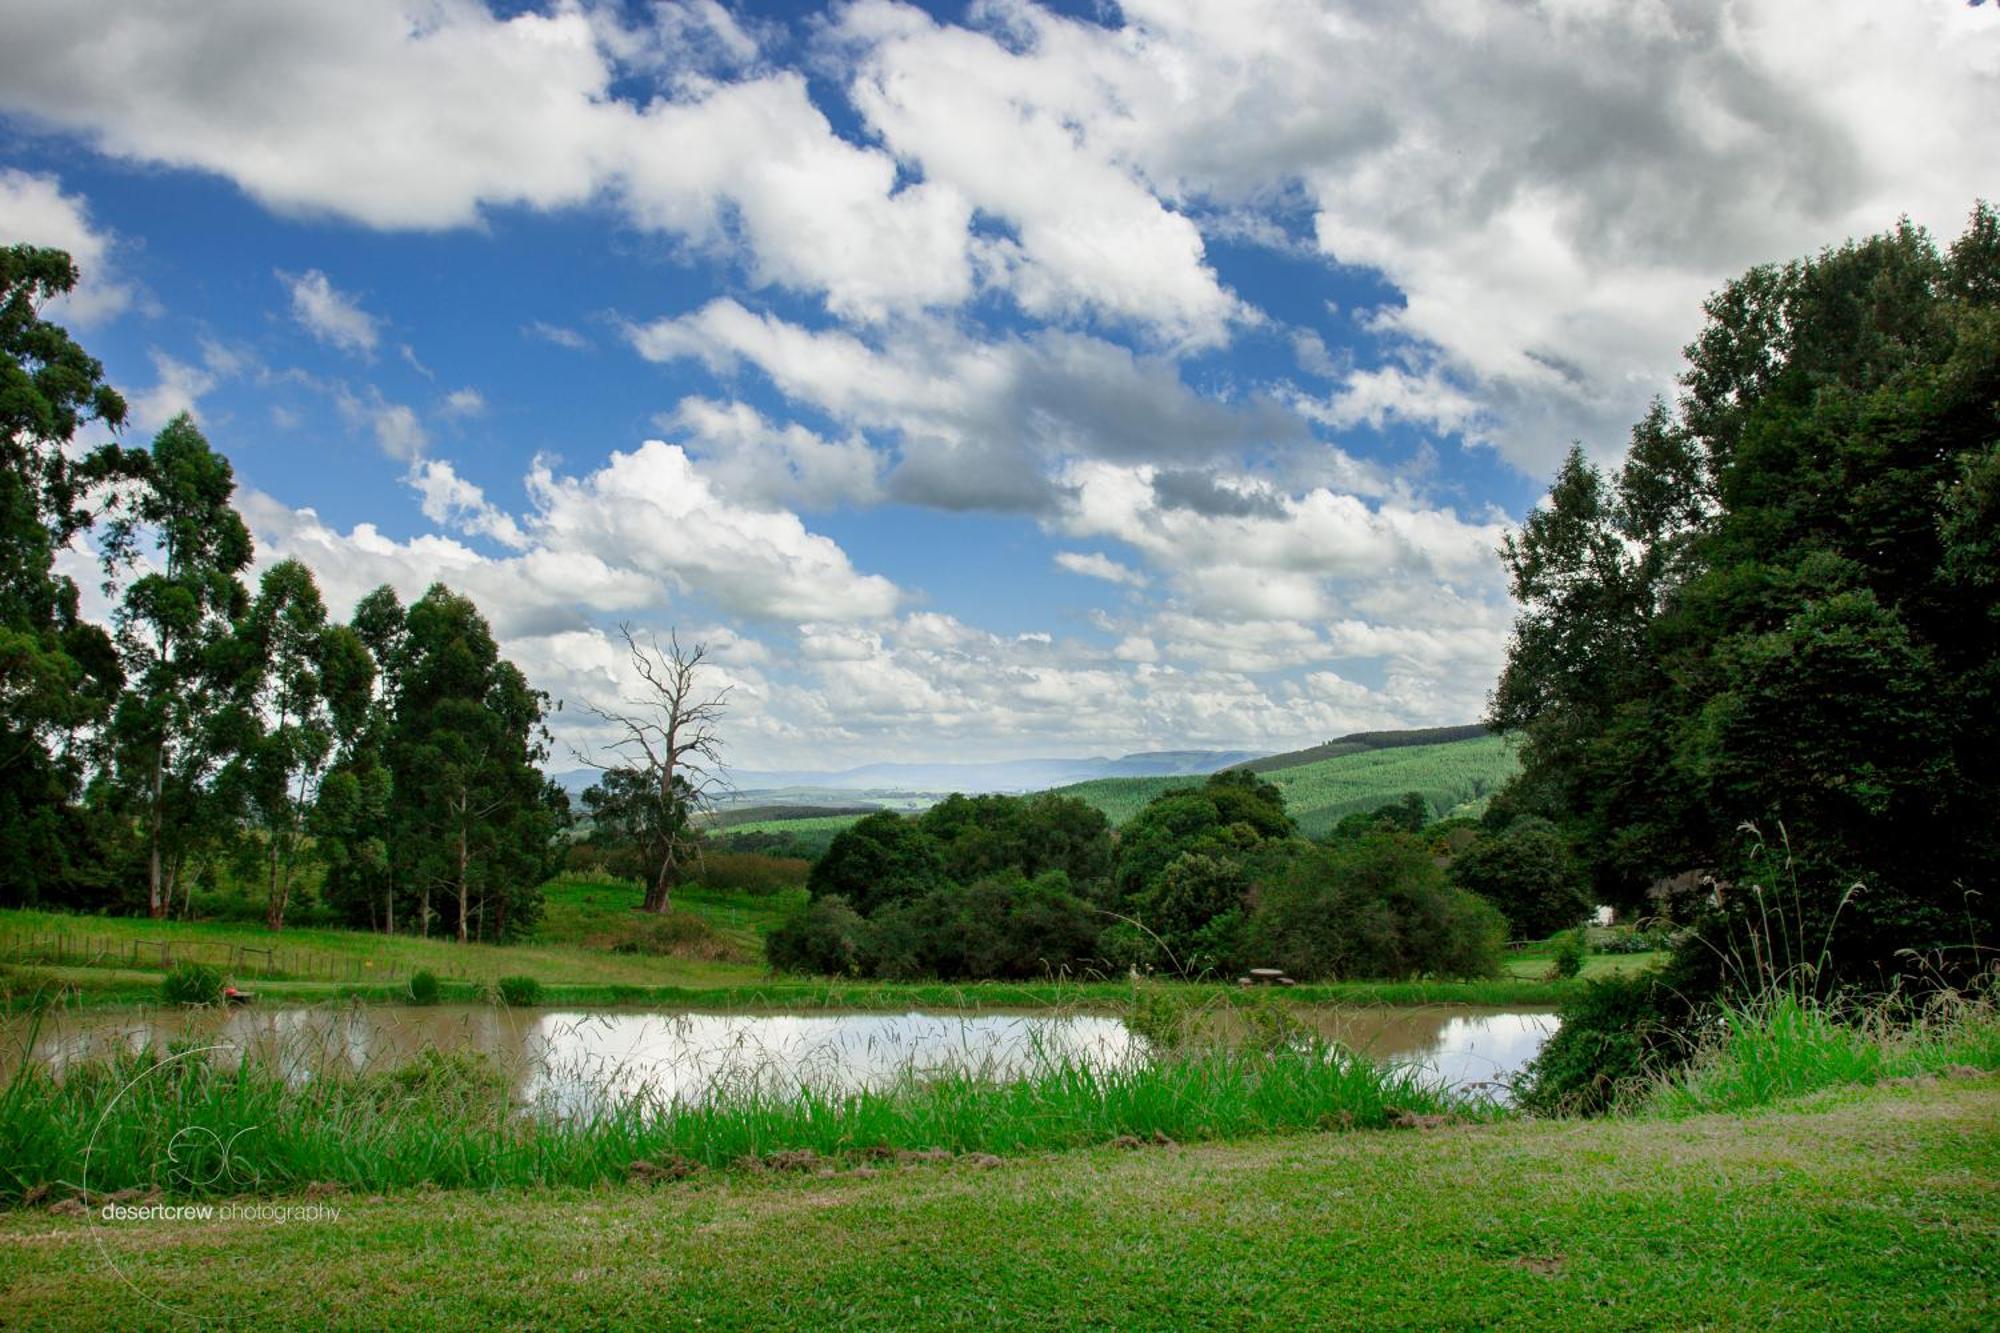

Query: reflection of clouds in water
[[522, 1012, 1145, 1118], [8, 1006, 1559, 1113], [1401, 1014, 1559, 1102]]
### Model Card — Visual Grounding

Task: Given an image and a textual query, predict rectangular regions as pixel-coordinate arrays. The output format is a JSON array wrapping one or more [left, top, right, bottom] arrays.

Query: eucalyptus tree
[[99, 413, 256, 918], [0, 245, 129, 906], [317, 583, 407, 932], [237, 558, 373, 930], [390, 584, 556, 941]]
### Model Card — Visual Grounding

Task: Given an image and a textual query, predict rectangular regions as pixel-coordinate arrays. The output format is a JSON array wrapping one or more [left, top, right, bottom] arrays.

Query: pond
[[3, 1004, 1558, 1112]]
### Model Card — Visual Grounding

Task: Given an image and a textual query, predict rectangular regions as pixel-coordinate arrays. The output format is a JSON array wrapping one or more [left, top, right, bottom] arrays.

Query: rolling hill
[[700, 726, 1519, 853], [1052, 728, 1518, 835]]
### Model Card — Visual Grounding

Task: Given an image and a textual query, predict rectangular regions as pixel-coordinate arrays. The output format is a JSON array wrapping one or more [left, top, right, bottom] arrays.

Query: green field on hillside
[[1057, 734, 1520, 833]]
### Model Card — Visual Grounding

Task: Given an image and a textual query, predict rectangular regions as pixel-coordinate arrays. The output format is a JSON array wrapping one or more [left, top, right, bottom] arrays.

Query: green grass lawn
[[1500, 950, 1663, 981], [2, 1077, 1991, 1328], [0, 898, 768, 995]]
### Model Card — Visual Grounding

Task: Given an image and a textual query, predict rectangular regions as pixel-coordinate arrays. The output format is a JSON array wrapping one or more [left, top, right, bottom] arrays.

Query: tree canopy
[[1491, 205, 2000, 987]]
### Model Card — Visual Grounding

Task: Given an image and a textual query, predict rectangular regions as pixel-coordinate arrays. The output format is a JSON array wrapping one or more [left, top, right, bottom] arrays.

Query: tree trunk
[[148, 750, 166, 919], [456, 808, 470, 945], [267, 841, 285, 932], [648, 856, 673, 914]]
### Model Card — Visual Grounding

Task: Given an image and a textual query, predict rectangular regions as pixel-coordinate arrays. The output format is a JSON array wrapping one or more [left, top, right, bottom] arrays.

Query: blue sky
[[1, 0, 1993, 769]]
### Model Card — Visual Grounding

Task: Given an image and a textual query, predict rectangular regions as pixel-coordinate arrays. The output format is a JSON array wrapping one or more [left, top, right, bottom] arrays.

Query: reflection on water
[[3, 1004, 1557, 1110]]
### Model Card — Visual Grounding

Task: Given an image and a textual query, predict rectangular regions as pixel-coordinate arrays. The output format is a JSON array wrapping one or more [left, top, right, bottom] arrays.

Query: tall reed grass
[[0, 1018, 1472, 1206], [1644, 988, 2000, 1117]]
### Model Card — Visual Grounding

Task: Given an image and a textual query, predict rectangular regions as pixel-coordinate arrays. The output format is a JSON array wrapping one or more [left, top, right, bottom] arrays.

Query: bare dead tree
[[577, 625, 731, 913]]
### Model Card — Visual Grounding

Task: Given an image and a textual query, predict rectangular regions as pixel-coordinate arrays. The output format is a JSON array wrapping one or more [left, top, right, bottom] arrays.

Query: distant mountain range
[[548, 749, 1265, 799]]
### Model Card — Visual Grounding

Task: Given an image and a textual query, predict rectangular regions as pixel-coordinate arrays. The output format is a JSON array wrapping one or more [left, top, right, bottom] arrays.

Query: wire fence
[[0, 927, 463, 985]]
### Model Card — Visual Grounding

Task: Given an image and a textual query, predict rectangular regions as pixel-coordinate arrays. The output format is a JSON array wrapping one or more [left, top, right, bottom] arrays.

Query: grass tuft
[[1646, 988, 2000, 1117]]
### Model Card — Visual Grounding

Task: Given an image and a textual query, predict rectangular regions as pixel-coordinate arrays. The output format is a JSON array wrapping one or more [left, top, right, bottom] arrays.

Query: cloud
[[0, 168, 132, 323], [833, 0, 2000, 467], [126, 339, 246, 431], [244, 437, 903, 633], [335, 385, 427, 461], [834, 1, 1248, 348], [1054, 551, 1147, 588], [281, 269, 381, 356], [628, 299, 1308, 512], [524, 320, 591, 351], [663, 397, 883, 511], [407, 458, 527, 550], [440, 387, 486, 419], [0, 3, 975, 324]]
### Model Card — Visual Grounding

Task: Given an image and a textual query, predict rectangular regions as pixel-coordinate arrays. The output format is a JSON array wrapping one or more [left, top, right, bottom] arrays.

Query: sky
[[0, 0, 1994, 772]]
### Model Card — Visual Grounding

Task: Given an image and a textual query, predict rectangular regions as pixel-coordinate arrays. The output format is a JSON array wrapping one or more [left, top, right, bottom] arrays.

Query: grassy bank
[[3, 969, 1595, 1015], [1, 1078, 1992, 1328], [0, 1036, 1468, 1206]]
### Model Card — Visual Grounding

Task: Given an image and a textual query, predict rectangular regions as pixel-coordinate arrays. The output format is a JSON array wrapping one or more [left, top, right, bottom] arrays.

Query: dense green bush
[[806, 812, 946, 916], [1516, 972, 1697, 1115], [494, 975, 543, 1007], [917, 793, 1113, 890], [1114, 770, 1293, 902], [1243, 835, 1505, 981], [608, 911, 743, 961], [406, 968, 441, 1004], [1548, 927, 1587, 980], [765, 895, 869, 976], [1597, 926, 1676, 955], [161, 962, 224, 1007], [1489, 209, 2000, 988], [866, 872, 1104, 981]]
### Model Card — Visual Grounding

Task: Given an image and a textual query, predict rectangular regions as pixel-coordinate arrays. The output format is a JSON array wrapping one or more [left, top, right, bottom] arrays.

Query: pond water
[[3, 1004, 1557, 1111]]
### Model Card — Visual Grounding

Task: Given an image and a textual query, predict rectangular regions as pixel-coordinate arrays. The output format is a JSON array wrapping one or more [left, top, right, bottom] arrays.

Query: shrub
[[1516, 972, 1697, 1115], [1598, 927, 1675, 955], [807, 813, 945, 916], [407, 969, 441, 1005], [608, 911, 745, 962], [865, 873, 1104, 981], [1548, 927, 1588, 980], [365, 1047, 510, 1119], [1243, 835, 1505, 981], [765, 895, 869, 976], [697, 850, 811, 895], [495, 975, 543, 1007], [161, 962, 224, 1007]]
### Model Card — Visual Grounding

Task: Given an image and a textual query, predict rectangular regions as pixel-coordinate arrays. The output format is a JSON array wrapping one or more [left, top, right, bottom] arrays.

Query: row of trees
[[769, 773, 1514, 982], [1, 244, 560, 936]]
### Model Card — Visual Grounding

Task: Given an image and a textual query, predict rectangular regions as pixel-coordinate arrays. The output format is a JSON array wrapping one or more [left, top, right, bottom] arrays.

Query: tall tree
[[1491, 206, 2000, 987], [100, 414, 255, 918], [0, 245, 129, 907], [237, 558, 372, 930], [578, 625, 728, 913], [390, 584, 555, 941]]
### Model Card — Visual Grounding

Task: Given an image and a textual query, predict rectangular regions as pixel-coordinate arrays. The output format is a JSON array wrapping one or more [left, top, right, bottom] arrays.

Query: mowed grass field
[[2, 1078, 1992, 1328]]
